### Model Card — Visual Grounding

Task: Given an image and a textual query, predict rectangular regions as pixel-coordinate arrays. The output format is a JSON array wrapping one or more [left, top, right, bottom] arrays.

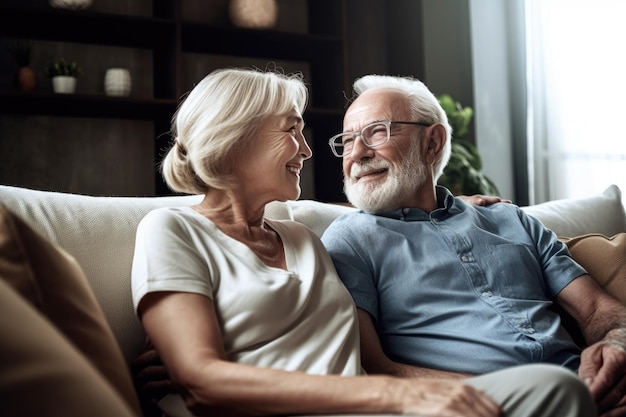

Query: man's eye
[[368, 126, 387, 137], [342, 137, 354, 146]]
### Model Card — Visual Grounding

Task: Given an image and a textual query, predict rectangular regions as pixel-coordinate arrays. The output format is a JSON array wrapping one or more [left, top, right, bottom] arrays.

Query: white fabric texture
[[132, 207, 360, 375], [521, 184, 626, 238]]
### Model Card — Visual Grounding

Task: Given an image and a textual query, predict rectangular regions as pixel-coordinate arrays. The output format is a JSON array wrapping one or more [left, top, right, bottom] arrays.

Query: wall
[[1, 0, 521, 200], [419, 0, 519, 202], [0, 0, 316, 197], [0, 0, 157, 196]]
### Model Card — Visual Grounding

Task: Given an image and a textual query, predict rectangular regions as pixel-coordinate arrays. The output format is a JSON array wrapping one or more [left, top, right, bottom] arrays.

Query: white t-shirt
[[131, 206, 361, 376]]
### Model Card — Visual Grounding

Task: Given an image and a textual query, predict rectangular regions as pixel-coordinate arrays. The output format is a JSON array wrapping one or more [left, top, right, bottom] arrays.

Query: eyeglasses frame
[[328, 120, 432, 158]]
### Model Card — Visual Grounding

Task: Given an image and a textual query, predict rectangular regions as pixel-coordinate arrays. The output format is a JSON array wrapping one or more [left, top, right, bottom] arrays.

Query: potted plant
[[437, 94, 500, 196], [44, 58, 82, 94], [8, 40, 37, 92]]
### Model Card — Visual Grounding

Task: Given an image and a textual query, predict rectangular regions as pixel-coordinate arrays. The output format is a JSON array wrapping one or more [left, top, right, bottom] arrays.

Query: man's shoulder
[[322, 210, 378, 241], [327, 210, 379, 229]]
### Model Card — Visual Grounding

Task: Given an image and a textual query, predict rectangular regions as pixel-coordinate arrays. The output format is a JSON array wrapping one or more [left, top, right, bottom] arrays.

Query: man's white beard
[[344, 140, 428, 214]]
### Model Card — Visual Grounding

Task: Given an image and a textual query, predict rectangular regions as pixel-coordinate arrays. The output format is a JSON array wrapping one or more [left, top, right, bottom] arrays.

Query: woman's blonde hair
[[161, 68, 308, 194]]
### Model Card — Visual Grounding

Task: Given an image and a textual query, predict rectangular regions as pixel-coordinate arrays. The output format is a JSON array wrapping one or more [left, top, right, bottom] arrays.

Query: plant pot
[[15, 67, 37, 92], [52, 76, 77, 94]]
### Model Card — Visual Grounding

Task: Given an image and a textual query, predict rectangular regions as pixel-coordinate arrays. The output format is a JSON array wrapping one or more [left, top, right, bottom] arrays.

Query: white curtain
[[525, 0, 626, 203]]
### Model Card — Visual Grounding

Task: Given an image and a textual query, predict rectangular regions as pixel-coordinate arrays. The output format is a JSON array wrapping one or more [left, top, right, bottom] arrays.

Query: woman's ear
[[424, 123, 447, 164]]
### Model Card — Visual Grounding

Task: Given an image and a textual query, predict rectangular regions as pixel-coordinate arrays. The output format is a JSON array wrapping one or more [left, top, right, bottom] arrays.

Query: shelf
[[0, 0, 348, 200], [0, 7, 175, 48], [0, 91, 342, 124], [181, 24, 342, 61], [0, 92, 177, 120]]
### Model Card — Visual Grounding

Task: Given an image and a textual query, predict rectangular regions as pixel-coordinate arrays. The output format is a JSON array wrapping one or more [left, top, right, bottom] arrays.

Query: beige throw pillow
[[0, 204, 141, 415], [561, 233, 626, 304]]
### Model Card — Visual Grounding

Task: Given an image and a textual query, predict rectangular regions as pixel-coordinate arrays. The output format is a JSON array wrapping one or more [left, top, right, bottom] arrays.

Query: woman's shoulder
[[138, 206, 202, 234], [265, 218, 314, 239]]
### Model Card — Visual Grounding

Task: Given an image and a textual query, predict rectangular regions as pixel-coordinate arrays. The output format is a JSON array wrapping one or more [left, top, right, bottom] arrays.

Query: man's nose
[[348, 135, 375, 160]]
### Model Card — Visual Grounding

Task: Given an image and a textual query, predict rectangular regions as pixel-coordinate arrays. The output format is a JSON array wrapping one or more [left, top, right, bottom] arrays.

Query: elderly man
[[321, 74, 626, 417]]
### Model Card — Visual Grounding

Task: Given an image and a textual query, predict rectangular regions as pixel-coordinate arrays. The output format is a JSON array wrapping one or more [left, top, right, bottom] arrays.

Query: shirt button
[[481, 291, 493, 298], [461, 255, 470, 262], [402, 208, 410, 215], [525, 328, 536, 334]]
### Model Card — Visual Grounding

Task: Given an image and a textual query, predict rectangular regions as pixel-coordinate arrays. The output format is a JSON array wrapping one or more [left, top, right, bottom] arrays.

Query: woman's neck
[[192, 191, 287, 270]]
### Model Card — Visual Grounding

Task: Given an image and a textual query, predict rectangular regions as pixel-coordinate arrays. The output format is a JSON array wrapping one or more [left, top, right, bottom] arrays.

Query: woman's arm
[[139, 292, 498, 417]]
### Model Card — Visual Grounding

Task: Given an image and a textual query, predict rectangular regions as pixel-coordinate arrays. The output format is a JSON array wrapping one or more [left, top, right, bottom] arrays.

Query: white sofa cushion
[[521, 184, 626, 238]]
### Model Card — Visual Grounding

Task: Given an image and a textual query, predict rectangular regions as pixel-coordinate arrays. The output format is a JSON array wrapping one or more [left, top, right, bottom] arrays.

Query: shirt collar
[[371, 186, 462, 221]]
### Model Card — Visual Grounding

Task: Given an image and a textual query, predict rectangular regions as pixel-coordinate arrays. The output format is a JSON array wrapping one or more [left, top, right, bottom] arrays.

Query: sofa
[[1, 183, 626, 406]]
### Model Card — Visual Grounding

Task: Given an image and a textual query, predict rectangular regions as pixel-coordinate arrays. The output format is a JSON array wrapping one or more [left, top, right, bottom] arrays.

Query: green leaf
[[43, 58, 82, 78], [436, 94, 499, 196]]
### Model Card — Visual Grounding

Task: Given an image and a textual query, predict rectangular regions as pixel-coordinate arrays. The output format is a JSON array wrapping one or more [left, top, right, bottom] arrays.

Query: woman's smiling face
[[236, 106, 312, 204]]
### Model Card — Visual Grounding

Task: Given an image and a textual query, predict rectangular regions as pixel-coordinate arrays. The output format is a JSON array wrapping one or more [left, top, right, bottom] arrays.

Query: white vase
[[104, 68, 131, 97], [52, 76, 77, 94], [229, 0, 278, 29]]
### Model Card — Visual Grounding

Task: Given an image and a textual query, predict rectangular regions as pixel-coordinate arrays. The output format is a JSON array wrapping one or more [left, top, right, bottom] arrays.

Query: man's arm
[[357, 309, 472, 379], [557, 275, 626, 416]]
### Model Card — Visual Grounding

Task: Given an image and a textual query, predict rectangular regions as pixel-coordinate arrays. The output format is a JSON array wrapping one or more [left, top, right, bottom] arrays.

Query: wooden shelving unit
[[0, 0, 347, 201]]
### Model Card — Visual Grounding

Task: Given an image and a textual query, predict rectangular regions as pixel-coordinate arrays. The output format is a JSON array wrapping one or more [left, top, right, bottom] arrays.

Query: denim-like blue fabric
[[322, 187, 585, 374]]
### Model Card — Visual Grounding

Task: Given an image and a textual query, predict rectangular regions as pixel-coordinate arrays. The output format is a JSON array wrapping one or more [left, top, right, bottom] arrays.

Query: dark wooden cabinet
[[0, 0, 347, 201]]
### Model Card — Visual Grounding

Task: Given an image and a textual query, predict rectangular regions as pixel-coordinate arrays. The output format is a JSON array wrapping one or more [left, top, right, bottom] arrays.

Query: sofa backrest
[[521, 184, 626, 238], [0, 184, 624, 364]]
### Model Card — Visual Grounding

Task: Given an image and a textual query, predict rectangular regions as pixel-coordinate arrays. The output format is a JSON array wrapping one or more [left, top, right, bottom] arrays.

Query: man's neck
[[398, 184, 439, 213]]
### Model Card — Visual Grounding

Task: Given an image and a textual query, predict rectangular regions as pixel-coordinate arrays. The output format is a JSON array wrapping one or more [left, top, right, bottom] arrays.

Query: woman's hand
[[397, 378, 501, 417], [459, 194, 512, 206]]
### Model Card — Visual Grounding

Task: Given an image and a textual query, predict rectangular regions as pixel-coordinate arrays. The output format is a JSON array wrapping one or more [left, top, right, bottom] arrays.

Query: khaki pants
[[467, 363, 597, 417]]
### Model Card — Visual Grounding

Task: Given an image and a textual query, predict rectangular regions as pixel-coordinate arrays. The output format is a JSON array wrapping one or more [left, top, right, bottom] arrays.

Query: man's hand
[[459, 194, 512, 206], [579, 329, 626, 417], [131, 338, 175, 417]]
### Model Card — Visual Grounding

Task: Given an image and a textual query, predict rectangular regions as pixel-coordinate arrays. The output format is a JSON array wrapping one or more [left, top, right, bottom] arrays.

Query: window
[[525, 0, 626, 202]]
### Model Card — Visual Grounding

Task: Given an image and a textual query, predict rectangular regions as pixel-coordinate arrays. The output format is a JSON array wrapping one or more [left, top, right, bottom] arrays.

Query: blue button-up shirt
[[322, 187, 585, 374]]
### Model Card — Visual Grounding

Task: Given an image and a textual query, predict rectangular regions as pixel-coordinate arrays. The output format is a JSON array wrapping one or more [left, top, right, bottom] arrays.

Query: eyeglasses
[[328, 121, 431, 157]]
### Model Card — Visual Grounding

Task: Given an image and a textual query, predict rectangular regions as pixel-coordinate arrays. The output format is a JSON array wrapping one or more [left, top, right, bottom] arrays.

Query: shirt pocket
[[485, 243, 548, 300]]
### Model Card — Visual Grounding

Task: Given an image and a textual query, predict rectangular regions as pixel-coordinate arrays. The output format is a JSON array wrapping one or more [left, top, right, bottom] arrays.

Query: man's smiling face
[[342, 88, 429, 213]]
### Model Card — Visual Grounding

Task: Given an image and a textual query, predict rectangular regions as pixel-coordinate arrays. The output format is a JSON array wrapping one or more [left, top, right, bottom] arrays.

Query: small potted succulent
[[8, 40, 37, 92], [44, 58, 82, 94]]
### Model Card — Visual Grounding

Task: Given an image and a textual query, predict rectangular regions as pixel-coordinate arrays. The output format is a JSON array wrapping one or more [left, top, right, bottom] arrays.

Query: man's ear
[[424, 123, 447, 164]]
